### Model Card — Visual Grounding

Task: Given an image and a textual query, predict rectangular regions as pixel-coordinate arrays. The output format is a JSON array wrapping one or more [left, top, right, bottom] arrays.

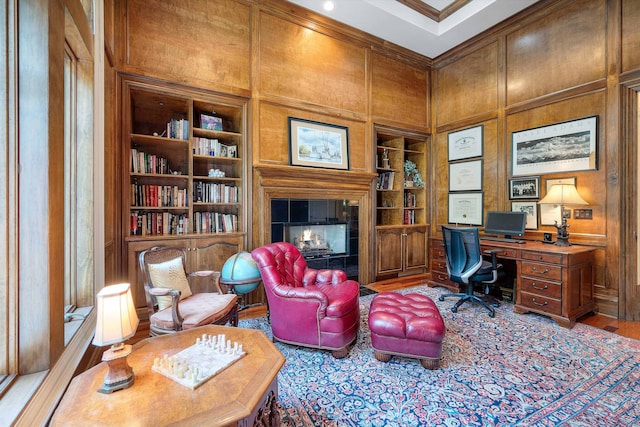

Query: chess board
[[152, 333, 246, 389]]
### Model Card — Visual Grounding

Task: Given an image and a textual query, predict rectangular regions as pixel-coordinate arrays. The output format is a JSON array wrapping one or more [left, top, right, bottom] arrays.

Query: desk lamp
[[93, 283, 139, 394], [538, 184, 588, 246]]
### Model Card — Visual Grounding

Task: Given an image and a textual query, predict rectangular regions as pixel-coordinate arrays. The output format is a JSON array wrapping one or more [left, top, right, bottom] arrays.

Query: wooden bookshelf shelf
[[122, 78, 248, 315]]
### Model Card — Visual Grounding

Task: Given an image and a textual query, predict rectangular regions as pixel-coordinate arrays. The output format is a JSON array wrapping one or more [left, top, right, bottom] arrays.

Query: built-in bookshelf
[[374, 125, 430, 278], [124, 83, 246, 238], [122, 79, 248, 314], [375, 128, 428, 226]]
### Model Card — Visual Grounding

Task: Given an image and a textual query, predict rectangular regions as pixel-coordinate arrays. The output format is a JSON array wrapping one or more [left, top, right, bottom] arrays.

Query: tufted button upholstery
[[251, 242, 360, 358], [368, 292, 445, 369]]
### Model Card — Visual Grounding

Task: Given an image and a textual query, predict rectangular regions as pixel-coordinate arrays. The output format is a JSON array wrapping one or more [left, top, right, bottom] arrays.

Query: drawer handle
[[437, 274, 448, 280], [538, 255, 543, 260], [531, 282, 548, 290], [438, 251, 445, 257], [531, 298, 548, 307], [531, 266, 549, 274]]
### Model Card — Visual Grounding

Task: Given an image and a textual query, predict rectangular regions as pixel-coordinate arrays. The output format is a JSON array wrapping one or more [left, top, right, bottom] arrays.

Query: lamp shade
[[93, 283, 139, 347], [538, 184, 588, 206]]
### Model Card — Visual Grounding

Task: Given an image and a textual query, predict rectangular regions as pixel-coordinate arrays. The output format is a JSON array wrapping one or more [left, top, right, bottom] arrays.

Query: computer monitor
[[484, 211, 526, 239]]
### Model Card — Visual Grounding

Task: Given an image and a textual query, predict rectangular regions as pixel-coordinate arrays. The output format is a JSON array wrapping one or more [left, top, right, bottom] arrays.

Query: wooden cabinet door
[[189, 235, 244, 273], [376, 228, 404, 275], [404, 226, 428, 270]]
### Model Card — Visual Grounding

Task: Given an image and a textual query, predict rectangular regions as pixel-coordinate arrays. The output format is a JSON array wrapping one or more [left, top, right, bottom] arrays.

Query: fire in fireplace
[[271, 198, 359, 280], [285, 223, 348, 257]]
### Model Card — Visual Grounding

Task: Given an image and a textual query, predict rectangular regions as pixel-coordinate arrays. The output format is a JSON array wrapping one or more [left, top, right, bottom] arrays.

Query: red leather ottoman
[[368, 292, 446, 369]]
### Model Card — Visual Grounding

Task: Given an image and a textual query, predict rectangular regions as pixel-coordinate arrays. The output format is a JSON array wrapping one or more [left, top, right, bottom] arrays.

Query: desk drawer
[[521, 251, 563, 264], [521, 261, 562, 281], [431, 248, 447, 261], [431, 259, 448, 272], [520, 277, 561, 299], [431, 269, 451, 283], [520, 291, 562, 316]]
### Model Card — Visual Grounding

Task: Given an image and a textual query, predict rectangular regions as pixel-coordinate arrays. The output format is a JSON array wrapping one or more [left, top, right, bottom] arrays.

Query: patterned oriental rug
[[239, 285, 640, 426]]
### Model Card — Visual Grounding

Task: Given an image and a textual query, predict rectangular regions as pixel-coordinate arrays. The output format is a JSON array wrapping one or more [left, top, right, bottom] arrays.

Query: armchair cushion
[[150, 293, 237, 330], [147, 257, 192, 310]]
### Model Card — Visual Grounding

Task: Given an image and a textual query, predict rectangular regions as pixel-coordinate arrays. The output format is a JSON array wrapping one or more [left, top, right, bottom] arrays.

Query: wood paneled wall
[[433, 0, 640, 318], [113, 0, 430, 285], [111, 0, 640, 318]]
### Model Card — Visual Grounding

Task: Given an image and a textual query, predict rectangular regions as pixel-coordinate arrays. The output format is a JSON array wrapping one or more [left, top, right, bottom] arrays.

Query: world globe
[[221, 251, 262, 295]]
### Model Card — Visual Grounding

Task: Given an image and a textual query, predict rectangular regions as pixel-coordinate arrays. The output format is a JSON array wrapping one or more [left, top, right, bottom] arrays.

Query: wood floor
[[239, 273, 640, 341]]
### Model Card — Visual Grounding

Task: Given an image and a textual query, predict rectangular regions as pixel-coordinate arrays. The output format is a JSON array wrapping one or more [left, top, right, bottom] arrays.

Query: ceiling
[[286, 0, 540, 58]]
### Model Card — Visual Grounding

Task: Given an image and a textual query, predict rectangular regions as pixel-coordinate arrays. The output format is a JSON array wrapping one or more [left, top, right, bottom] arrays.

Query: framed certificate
[[448, 192, 483, 225], [449, 160, 482, 192]]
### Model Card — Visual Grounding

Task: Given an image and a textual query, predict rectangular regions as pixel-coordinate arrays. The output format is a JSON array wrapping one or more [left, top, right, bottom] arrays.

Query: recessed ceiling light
[[323, 1, 335, 12]]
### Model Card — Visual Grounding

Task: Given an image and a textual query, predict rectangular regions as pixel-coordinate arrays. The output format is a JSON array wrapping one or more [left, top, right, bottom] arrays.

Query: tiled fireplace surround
[[254, 165, 377, 285]]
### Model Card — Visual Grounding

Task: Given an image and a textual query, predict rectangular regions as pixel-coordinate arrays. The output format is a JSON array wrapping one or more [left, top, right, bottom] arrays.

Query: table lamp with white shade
[[93, 283, 139, 394], [538, 183, 588, 246]]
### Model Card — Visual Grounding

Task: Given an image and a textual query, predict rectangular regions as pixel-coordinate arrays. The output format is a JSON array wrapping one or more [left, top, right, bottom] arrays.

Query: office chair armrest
[[483, 249, 503, 270]]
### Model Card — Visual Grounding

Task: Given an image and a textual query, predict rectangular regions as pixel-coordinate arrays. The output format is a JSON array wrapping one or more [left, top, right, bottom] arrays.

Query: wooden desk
[[51, 326, 285, 427], [429, 238, 597, 328]]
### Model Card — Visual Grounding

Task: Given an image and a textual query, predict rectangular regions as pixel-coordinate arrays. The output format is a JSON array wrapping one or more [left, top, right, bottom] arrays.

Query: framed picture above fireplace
[[288, 117, 349, 170]]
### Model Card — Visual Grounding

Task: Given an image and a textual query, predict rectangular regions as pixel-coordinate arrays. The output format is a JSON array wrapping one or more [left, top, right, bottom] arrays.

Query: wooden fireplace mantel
[[253, 164, 377, 284], [254, 164, 377, 189]]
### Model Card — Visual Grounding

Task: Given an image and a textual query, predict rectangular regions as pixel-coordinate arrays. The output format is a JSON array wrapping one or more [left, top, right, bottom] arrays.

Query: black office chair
[[439, 225, 503, 317]]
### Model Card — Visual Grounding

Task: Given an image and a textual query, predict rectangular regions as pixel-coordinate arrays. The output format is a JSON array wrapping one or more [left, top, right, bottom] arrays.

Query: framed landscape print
[[511, 116, 597, 176], [288, 117, 349, 170]]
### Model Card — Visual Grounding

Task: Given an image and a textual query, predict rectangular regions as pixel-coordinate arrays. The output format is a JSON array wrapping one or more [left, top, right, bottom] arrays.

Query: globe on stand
[[220, 252, 263, 310]]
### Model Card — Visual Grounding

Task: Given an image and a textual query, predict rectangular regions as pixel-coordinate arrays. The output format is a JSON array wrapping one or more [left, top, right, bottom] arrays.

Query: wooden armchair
[[139, 246, 238, 336]]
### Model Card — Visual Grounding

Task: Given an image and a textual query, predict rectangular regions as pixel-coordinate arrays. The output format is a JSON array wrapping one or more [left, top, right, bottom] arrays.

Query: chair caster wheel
[[439, 296, 445, 301], [451, 307, 458, 313]]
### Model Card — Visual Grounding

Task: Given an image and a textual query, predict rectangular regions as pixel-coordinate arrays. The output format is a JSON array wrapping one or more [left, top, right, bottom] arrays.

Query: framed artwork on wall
[[449, 160, 482, 192], [511, 116, 597, 176], [545, 176, 576, 192], [509, 176, 540, 199], [448, 192, 483, 225], [288, 117, 349, 170], [511, 201, 538, 230], [448, 125, 483, 161]]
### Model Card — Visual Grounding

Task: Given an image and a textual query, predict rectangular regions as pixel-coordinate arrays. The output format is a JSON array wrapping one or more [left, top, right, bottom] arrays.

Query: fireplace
[[255, 164, 375, 284], [285, 223, 349, 256], [271, 199, 358, 279]]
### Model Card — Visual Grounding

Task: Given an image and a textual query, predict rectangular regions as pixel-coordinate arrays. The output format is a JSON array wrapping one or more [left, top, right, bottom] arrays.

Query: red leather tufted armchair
[[251, 242, 360, 358]]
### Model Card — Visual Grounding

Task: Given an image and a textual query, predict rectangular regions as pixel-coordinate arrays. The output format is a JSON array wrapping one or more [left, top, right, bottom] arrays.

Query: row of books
[[193, 211, 238, 234], [130, 149, 171, 174], [404, 192, 417, 208], [167, 118, 189, 140], [404, 209, 416, 225], [131, 184, 188, 208], [377, 171, 395, 190], [194, 182, 239, 204], [193, 137, 237, 158], [130, 211, 189, 236]]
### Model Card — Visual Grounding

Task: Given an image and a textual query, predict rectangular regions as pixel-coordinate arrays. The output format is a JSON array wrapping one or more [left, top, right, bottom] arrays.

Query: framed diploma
[[448, 192, 483, 225]]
